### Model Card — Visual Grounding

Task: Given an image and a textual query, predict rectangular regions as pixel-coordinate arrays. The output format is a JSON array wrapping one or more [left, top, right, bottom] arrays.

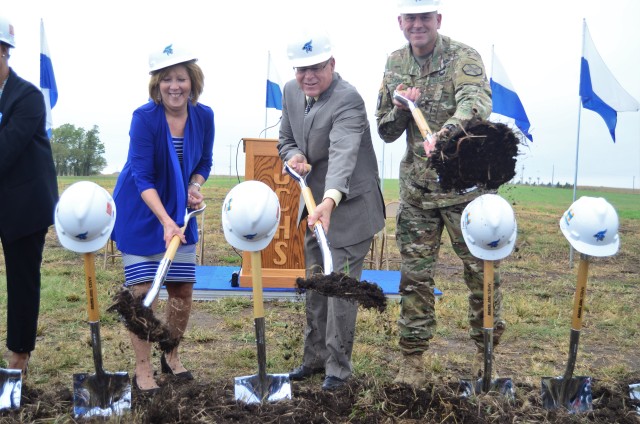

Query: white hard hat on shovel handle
[[460, 194, 516, 399], [559, 196, 619, 257], [221, 181, 291, 404], [54, 181, 131, 418], [54, 181, 116, 254]]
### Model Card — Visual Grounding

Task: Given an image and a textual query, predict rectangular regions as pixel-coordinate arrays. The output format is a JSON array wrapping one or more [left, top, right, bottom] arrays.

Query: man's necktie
[[304, 97, 316, 116]]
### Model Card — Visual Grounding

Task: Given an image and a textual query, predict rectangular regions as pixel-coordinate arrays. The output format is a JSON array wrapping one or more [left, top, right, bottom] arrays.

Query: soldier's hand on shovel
[[392, 86, 437, 157]]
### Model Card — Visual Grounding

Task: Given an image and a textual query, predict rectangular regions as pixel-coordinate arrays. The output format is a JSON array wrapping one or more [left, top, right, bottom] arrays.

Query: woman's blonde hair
[[148, 61, 204, 105]]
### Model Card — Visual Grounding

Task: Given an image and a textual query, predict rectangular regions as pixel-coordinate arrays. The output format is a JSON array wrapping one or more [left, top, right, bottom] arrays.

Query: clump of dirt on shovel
[[295, 272, 387, 312], [107, 289, 180, 353], [430, 117, 524, 192]]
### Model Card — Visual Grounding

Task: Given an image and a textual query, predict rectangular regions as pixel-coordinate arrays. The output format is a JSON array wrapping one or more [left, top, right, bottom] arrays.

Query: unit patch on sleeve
[[462, 64, 483, 77]]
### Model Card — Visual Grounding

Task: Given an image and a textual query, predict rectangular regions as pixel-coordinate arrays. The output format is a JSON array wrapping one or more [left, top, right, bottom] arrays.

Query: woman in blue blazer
[[112, 44, 214, 392]]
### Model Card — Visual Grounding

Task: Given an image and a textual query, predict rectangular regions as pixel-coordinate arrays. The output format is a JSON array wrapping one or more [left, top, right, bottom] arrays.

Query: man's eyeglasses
[[294, 59, 331, 75]]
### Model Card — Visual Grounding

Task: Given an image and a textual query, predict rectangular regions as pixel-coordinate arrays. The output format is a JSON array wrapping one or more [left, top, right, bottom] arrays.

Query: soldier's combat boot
[[393, 353, 427, 387]]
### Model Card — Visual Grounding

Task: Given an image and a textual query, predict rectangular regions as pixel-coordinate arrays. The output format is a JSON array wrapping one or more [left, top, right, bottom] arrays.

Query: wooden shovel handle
[[165, 234, 182, 260], [411, 107, 433, 140], [83, 252, 100, 323], [571, 257, 590, 331], [301, 186, 324, 234], [483, 260, 494, 329], [251, 251, 264, 319]]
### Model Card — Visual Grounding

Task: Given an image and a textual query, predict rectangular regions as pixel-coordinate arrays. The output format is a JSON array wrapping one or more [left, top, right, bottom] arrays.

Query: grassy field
[[0, 176, 638, 422]]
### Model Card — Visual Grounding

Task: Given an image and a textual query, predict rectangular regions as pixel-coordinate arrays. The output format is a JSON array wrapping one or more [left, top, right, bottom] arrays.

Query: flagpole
[[569, 18, 588, 268], [491, 44, 495, 79], [264, 51, 270, 138]]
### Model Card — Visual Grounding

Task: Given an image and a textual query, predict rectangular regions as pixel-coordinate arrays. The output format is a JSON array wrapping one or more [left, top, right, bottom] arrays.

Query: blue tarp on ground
[[170, 266, 442, 301]]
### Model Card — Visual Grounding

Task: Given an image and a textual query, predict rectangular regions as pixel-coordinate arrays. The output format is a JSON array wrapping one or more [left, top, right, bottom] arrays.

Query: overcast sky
[[5, 0, 640, 189]]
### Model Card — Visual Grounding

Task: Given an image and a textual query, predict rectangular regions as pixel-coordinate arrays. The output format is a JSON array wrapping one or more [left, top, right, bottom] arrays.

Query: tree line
[[51, 124, 107, 176]]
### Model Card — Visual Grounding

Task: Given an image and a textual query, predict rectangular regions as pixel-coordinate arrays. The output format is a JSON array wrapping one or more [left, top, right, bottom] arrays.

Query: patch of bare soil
[[430, 117, 523, 192], [295, 272, 387, 312], [5, 373, 639, 423]]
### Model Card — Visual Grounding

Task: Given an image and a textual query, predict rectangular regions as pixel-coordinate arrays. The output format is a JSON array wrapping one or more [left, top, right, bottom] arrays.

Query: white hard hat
[[397, 0, 441, 14], [559, 196, 620, 257], [222, 180, 281, 252], [54, 181, 116, 253], [148, 43, 197, 73], [287, 28, 333, 68], [0, 16, 16, 48], [461, 194, 517, 260]]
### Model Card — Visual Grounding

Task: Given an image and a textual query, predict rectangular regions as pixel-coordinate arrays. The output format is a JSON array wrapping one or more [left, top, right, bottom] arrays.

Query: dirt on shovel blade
[[295, 272, 387, 312], [107, 289, 180, 353]]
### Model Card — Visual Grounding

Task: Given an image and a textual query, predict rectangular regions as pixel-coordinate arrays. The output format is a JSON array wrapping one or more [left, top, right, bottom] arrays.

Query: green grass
[[499, 184, 639, 219]]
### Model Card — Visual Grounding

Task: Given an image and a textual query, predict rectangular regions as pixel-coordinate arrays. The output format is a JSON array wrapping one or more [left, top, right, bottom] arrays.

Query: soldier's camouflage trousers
[[395, 201, 506, 354]]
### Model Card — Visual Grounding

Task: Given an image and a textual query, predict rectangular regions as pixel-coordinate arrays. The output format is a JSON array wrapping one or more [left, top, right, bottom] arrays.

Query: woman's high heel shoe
[[160, 353, 194, 380], [132, 376, 160, 395]]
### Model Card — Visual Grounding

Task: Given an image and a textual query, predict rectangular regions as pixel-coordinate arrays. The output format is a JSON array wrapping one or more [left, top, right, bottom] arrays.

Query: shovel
[[284, 161, 387, 311], [393, 91, 436, 156], [143, 204, 207, 307], [541, 253, 593, 413], [460, 260, 514, 399], [73, 252, 131, 419], [0, 368, 21, 410], [283, 162, 333, 274], [234, 250, 291, 404]]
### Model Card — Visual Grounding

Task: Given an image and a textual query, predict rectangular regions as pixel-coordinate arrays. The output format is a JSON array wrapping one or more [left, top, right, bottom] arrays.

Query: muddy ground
[[9, 371, 640, 423]]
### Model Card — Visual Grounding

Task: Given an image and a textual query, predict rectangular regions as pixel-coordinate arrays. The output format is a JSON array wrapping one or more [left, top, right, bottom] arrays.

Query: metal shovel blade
[[234, 373, 291, 404], [234, 252, 291, 404], [541, 255, 593, 413], [460, 260, 514, 400], [629, 383, 640, 415], [0, 369, 22, 410], [460, 377, 515, 399], [73, 253, 132, 418], [541, 375, 592, 413], [73, 371, 131, 418]]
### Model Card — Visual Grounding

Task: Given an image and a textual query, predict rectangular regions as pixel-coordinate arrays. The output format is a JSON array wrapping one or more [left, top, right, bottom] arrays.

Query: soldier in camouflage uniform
[[375, 0, 506, 387]]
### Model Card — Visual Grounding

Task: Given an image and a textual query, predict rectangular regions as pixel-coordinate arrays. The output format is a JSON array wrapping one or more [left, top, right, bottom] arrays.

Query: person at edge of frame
[[0, 15, 59, 379]]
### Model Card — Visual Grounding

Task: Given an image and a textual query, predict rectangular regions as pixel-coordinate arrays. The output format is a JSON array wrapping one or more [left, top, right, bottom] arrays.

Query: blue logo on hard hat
[[487, 239, 500, 248], [163, 44, 173, 56], [564, 209, 574, 225], [75, 232, 89, 240], [593, 230, 606, 242], [244, 233, 258, 240], [302, 40, 313, 53]]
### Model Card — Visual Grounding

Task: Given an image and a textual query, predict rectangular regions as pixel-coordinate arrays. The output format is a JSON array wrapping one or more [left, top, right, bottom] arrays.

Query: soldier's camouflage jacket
[[376, 34, 493, 209]]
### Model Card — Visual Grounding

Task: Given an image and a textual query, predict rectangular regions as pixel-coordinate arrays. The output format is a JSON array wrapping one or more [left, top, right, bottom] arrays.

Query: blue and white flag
[[266, 51, 282, 110], [40, 19, 58, 138], [490, 52, 533, 142], [580, 23, 639, 142]]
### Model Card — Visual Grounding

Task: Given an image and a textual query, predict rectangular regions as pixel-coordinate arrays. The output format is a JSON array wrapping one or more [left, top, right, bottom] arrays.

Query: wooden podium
[[239, 138, 306, 288]]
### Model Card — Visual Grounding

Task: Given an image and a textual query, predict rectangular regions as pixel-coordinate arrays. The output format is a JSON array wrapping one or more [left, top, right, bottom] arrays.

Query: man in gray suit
[[278, 28, 385, 391]]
